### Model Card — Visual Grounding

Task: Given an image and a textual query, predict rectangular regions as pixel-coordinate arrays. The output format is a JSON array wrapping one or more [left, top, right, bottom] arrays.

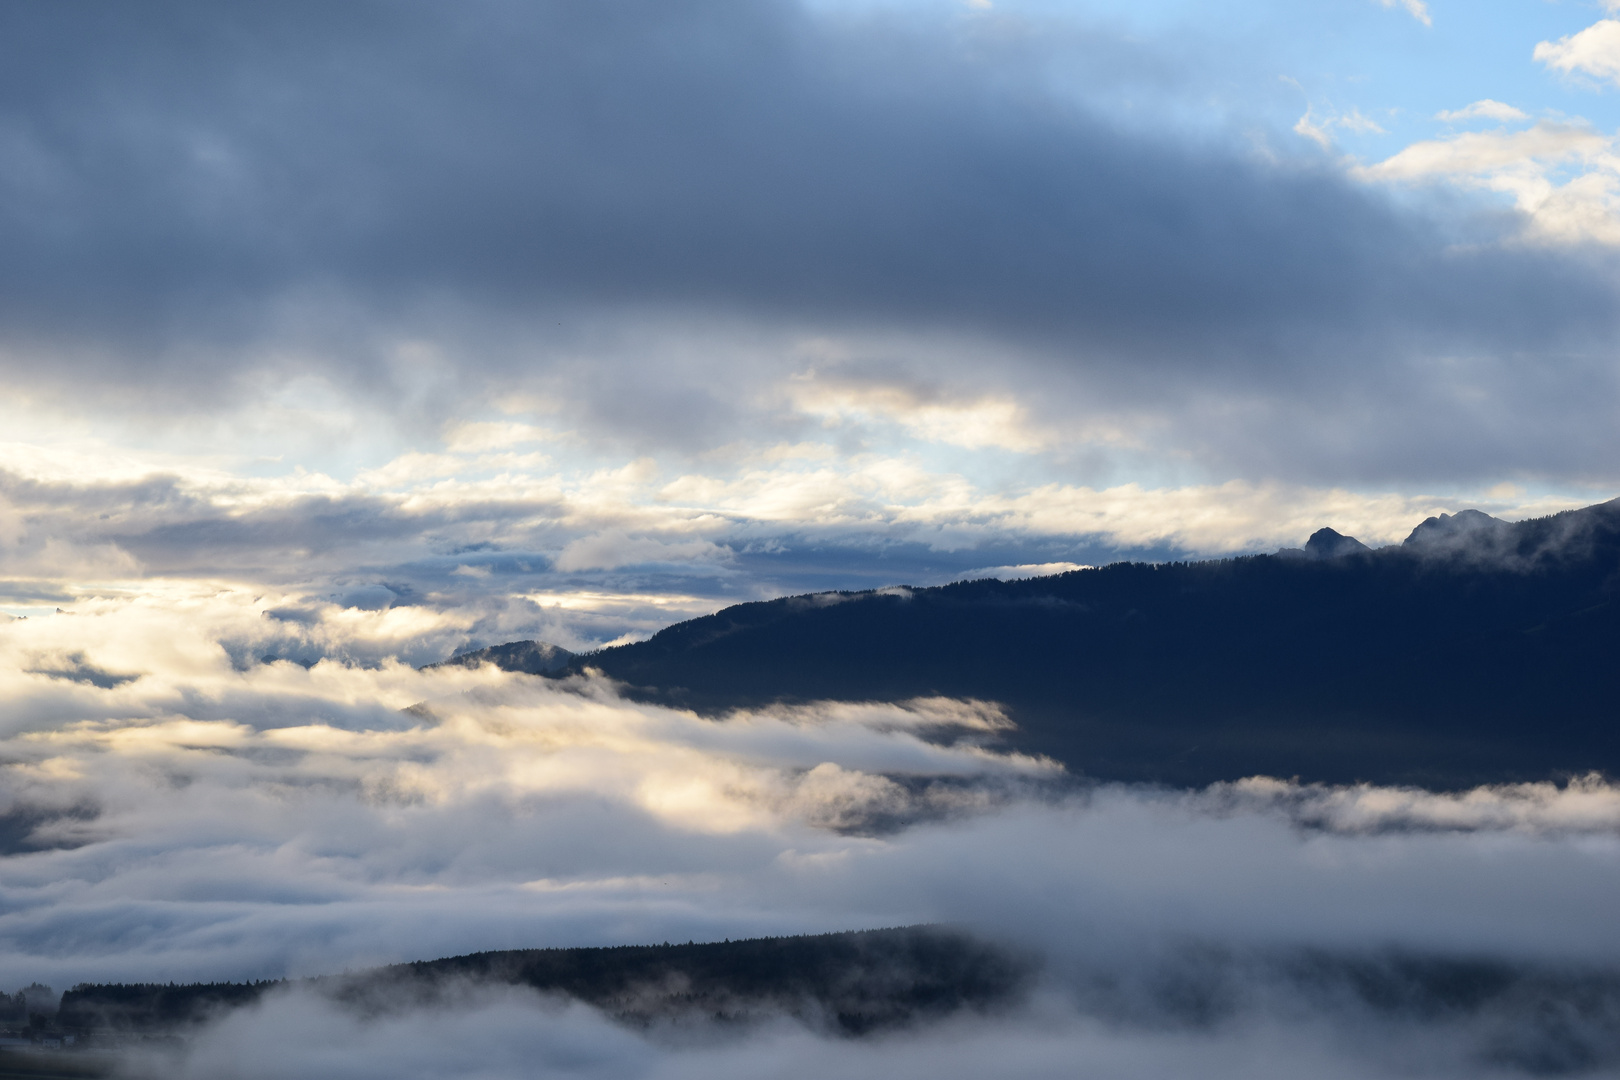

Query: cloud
[[1375, 0, 1432, 27], [1361, 122, 1610, 182], [1211, 774, 1620, 834], [954, 562, 1090, 581], [0, 1, 1614, 493], [2, 594, 1619, 980], [1535, 19, 1620, 86], [1293, 105, 1386, 148], [147, 973, 1620, 1080], [1435, 100, 1529, 124], [786, 371, 1052, 454], [0, 593, 1618, 1077], [552, 532, 732, 573], [443, 422, 554, 453], [0, 440, 1599, 657], [1293, 107, 1335, 150], [1358, 120, 1620, 245]]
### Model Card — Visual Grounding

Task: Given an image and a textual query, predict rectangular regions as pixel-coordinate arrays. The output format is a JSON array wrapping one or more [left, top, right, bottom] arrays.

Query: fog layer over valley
[[2, 594, 1620, 1076]]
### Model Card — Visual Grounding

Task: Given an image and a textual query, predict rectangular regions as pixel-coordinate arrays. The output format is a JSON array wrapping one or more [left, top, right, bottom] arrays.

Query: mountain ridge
[[425, 639, 576, 676], [437, 498, 1620, 788], [57, 927, 1028, 1038]]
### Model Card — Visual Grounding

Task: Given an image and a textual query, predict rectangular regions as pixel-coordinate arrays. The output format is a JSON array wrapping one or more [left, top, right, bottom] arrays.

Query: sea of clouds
[[1, 591, 1619, 1077]]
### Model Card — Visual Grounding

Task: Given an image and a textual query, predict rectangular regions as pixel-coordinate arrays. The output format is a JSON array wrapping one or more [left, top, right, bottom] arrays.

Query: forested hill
[[58, 928, 1027, 1037], [540, 498, 1620, 788]]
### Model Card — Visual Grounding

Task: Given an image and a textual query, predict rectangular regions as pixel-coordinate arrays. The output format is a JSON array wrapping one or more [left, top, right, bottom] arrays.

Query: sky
[[6, 3, 1620, 1076], [5, 0, 1620, 651]]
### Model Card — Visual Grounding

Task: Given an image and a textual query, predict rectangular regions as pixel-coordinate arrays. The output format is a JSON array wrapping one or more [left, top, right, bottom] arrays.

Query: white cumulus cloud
[[1536, 19, 1620, 86], [1435, 99, 1529, 123], [1359, 120, 1620, 245]]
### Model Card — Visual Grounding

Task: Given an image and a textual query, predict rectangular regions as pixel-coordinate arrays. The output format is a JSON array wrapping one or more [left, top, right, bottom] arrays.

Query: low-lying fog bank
[[84, 945, 1620, 1080], [0, 593, 1616, 1077], [39, 928, 1620, 1079]]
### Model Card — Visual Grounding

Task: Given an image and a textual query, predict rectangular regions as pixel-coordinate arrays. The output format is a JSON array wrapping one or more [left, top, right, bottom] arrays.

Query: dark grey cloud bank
[[2, 0, 1617, 482]]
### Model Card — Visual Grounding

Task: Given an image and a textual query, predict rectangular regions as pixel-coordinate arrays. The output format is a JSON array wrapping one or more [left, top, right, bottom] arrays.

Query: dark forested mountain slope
[[59, 928, 1027, 1036], [425, 639, 575, 675], [541, 499, 1620, 788]]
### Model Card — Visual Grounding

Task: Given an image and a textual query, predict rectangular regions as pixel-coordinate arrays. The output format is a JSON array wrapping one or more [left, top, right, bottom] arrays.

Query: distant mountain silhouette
[[426, 639, 575, 675], [1404, 508, 1513, 557], [456, 497, 1620, 789], [1278, 527, 1373, 560]]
